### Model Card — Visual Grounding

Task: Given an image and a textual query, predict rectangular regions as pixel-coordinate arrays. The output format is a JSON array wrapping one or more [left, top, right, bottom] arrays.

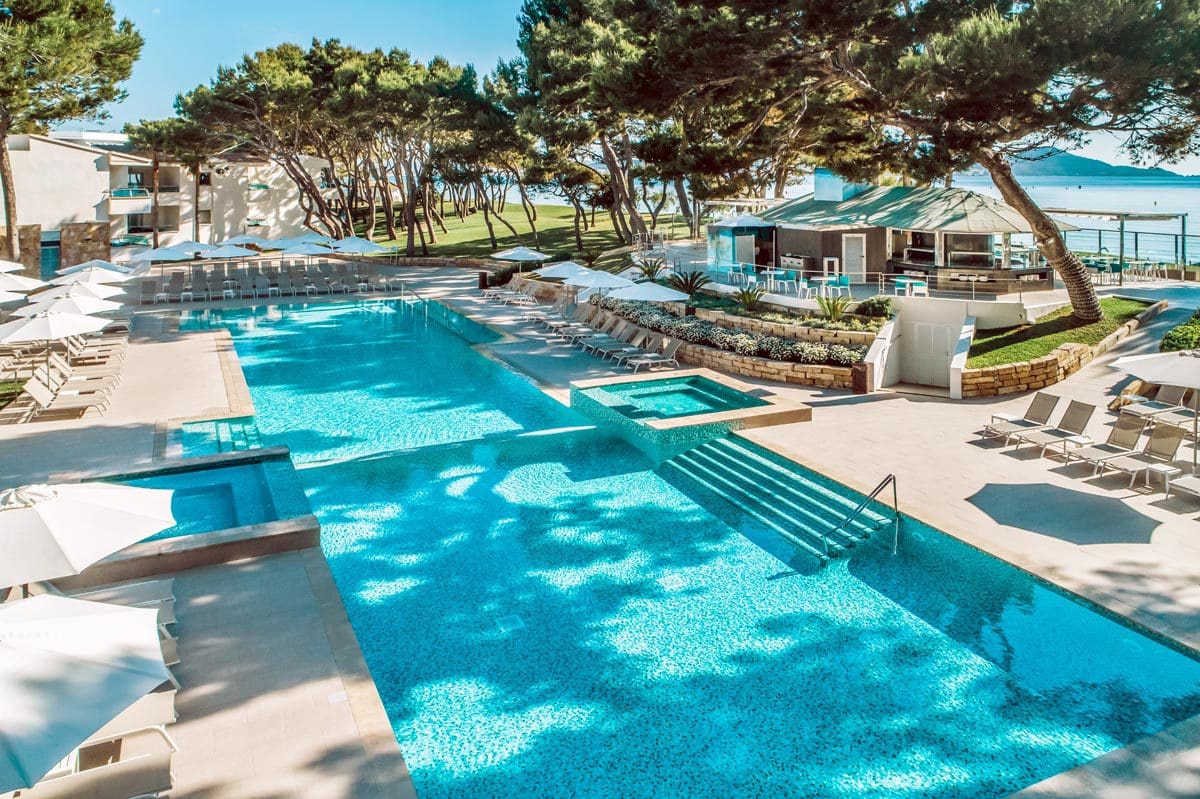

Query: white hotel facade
[[1, 131, 336, 273]]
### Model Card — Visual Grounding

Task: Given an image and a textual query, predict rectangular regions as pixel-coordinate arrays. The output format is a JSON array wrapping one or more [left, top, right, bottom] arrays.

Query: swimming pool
[[579, 375, 769, 420], [192, 299, 1200, 798], [119, 458, 311, 539]]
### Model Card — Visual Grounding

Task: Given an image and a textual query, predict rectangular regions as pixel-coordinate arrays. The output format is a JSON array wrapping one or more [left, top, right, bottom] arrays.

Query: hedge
[[1161, 309, 1200, 351]]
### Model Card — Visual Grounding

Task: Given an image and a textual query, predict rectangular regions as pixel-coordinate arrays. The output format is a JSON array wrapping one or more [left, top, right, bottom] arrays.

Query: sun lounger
[[981, 392, 1061, 443], [1090, 423, 1185, 487], [18, 727, 176, 799], [1119, 384, 1187, 418], [1165, 473, 1200, 502], [65, 578, 176, 629], [85, 686, 177, 746], [1147, 393, 1200, 433], [628, 338, 682, 372], [1065, 412, 1148, 467], [596, 328, 651, 360], [1010, 400, 1097, 457], [614, 333, 663, 366], [0, 376, 110, 422], [582, 321, 633, 355]]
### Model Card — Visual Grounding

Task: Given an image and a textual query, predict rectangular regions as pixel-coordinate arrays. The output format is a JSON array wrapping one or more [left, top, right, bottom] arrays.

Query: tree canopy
[[0, 0, 142, 258]]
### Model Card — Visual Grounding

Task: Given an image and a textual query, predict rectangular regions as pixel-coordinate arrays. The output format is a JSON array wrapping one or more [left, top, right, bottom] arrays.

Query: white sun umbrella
[[35, 282, 124, 301], [0, 595, 172, 793], [282, 242, 334, 267], [138, 247, 194, 263], [50, 267, 134, 287], [219, 234, 267, 248], [607, 282, 689, 303], [0, 482, 175, 588], [493, 245, 551, 273], [54, 258, 132, 277], [15, 295, 123, 318], [0, 259, 26, 274], [533, 261, 593, 280], [564, 271, 635, 300], [0, 311, 109, 374], [0, 272, 47, 293], [0, 291, 26, 304], [332, 236, 388, 255], [1112, 350, 1200, 471], [169, 240, 215, 255], [203, 244, 258, 260]]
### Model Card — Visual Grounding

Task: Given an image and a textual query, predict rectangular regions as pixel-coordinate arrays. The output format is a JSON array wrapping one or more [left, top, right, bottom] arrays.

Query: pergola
[[1045, 207, 1190, 268]]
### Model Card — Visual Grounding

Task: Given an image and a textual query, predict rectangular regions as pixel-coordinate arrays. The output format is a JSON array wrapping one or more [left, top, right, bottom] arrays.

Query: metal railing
[[396, 280, 429, 317], [820, 474, 900, 557]]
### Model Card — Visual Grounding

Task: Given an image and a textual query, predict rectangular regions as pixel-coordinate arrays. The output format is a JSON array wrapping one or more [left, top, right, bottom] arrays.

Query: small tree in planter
[[732, 285, 767, 313], [668, 270, 712, 315]]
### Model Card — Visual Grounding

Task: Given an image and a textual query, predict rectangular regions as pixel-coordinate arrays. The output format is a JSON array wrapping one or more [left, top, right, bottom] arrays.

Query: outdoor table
[[893, 276, 918, 295], [1060, 434, 1093, 459], [1147, 462, 1182, 490], [761, 269, 786, 292], [810, 275, 835, 296]]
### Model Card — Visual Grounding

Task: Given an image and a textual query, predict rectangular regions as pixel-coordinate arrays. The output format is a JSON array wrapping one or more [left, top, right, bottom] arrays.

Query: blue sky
[[70, 0, 1198, 174]]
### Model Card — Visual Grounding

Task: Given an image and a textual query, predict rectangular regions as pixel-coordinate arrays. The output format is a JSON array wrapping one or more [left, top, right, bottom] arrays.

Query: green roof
[[760, 186, 1075, 234]]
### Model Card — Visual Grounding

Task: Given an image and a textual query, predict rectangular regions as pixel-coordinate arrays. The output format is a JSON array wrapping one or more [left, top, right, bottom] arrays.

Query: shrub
[[732, 285, 767, 312], [1160, 310, 1200, 351], [592, 296, 866, 366], [578, 248, 604, 267], [816, 294, 854, 322], [853, 295, 895, 319], [633, 257, 668, 281], [668, 270, 712, 298]]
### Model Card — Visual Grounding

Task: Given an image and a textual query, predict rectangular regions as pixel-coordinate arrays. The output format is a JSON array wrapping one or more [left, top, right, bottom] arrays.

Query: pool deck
[[4, 265, 1200, 797]]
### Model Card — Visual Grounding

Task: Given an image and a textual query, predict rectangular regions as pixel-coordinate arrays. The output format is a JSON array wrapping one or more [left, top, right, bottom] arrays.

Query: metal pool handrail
[[820, 474, 900, 557], [396, 281, 429, 317]]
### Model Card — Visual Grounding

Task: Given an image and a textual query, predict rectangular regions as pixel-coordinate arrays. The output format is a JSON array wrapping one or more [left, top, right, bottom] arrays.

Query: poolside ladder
[[820, 474, 900, 558], [396, 281, 429, 318]]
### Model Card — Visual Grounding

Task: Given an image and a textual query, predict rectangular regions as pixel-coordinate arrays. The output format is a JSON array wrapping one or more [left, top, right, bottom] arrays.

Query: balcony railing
[[109, 186, 181, 197], [128, 225, 181, 234]]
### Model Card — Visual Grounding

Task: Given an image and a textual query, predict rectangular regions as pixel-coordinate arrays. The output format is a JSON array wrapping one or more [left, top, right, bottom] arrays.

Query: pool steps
[[659, 436, 890, 565]]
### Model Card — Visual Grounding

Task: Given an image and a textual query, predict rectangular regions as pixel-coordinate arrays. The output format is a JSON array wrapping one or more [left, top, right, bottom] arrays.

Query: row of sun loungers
[[0, 332, 126, 423], [981, 390, 1200, 498], [137, 263, 396, 304], [526, 299, 681, 372], [6, 578, 183, 799]]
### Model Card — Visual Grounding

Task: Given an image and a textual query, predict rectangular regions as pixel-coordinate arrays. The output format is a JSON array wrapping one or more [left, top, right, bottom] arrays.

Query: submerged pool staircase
[[659, 436, 898, 566]]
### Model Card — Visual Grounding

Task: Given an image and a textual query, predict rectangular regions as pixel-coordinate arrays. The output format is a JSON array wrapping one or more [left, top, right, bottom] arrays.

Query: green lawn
[[373, 203, 623, 261], [967, 297, 1149, 368], [0, 380, 23, 410]]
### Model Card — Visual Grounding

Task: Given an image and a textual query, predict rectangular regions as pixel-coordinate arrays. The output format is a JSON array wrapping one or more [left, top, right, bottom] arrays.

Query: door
[[39, 243, 61, 281], [842, 234, 867, 283], [735, 234, 755, 265], [900, 322, 954, 387]]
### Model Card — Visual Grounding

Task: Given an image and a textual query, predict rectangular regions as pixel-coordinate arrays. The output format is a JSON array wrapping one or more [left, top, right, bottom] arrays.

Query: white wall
[[1, 136, 111, 232], [892, 294, 1030, 330]]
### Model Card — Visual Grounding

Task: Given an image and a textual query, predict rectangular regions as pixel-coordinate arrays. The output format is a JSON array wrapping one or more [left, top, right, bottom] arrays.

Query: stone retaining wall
[[688, 307, 879, 347], [676, 342, 855, 389], [960, 299, 1167, 398], [510, 274, 574, 301]]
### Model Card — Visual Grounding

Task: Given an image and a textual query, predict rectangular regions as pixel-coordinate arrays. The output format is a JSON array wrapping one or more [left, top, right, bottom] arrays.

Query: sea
[[952, 174, 1200, 262]]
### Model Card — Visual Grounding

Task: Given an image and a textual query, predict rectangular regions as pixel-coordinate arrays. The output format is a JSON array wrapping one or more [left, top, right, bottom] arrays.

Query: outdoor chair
[[1010, 400, 1097, 457], [593, 327, 648, 360], [614, 333, 663, 366], [1120, 384, 1188, 419], [1146, 392, 1200, 434], [1090, 423, 1185, 487], [1165, 473, 1200, 503], [981, 392, 1061, 444], [15, 727, 176, 799], [581, 321, 631, 354], [629, 338, 682, 372]]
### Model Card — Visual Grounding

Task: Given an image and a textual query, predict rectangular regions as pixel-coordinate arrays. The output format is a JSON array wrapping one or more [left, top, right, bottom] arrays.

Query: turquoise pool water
[[120, 459, 311, 539], [188, 299, 1200, 798], [580, 375, 768, 420]]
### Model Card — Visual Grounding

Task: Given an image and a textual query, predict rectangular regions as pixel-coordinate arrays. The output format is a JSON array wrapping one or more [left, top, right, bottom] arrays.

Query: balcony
[[128, 225, 181, 234]]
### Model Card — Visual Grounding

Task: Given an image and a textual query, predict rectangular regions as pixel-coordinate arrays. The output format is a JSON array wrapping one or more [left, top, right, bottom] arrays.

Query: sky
[[66, 0, 1200, 175]]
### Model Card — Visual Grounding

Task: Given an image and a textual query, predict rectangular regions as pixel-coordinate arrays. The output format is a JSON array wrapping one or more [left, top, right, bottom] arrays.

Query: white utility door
[[734, 235, 756, 265], [842, 234, 867, 283], [900, 322, 954, 387]]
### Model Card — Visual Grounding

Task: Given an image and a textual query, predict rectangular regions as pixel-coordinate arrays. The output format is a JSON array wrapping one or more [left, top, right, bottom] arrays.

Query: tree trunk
[[516, 180, 539, 247], [672, 178, 692, 238], [0, 119, 20, 261], [421, 185, 437, 244], [569, 198, 584, 250], [478, 180, 522, 240], [978, 150, 1101, 322], [151, 154, 160, 248], [191, 165, 201, 241], [597, 131, 647, 238], [477, 184, 498, 249]]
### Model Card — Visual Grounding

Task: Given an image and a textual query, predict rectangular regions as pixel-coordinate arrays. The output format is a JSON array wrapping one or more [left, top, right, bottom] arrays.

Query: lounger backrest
[[660, 339, 681, 358], [1024, 392, 1060, 424], [1146, 423, 1186, 460], [628, 329, 651, 349], [24, 377, 56, 409], [1057, 400, 1096, 435], [607, 321, 628, 340], [1157, 384, 1188, 405]]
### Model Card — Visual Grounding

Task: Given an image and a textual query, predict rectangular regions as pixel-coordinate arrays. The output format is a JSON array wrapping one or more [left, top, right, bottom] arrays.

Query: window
[[199, 171, 212, 186], [245, 219, 267, 227], [196, 209, 212, 225]]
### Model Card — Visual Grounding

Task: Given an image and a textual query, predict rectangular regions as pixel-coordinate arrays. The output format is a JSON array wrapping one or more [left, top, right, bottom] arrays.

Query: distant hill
[[959, 148, 1198, 179]]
